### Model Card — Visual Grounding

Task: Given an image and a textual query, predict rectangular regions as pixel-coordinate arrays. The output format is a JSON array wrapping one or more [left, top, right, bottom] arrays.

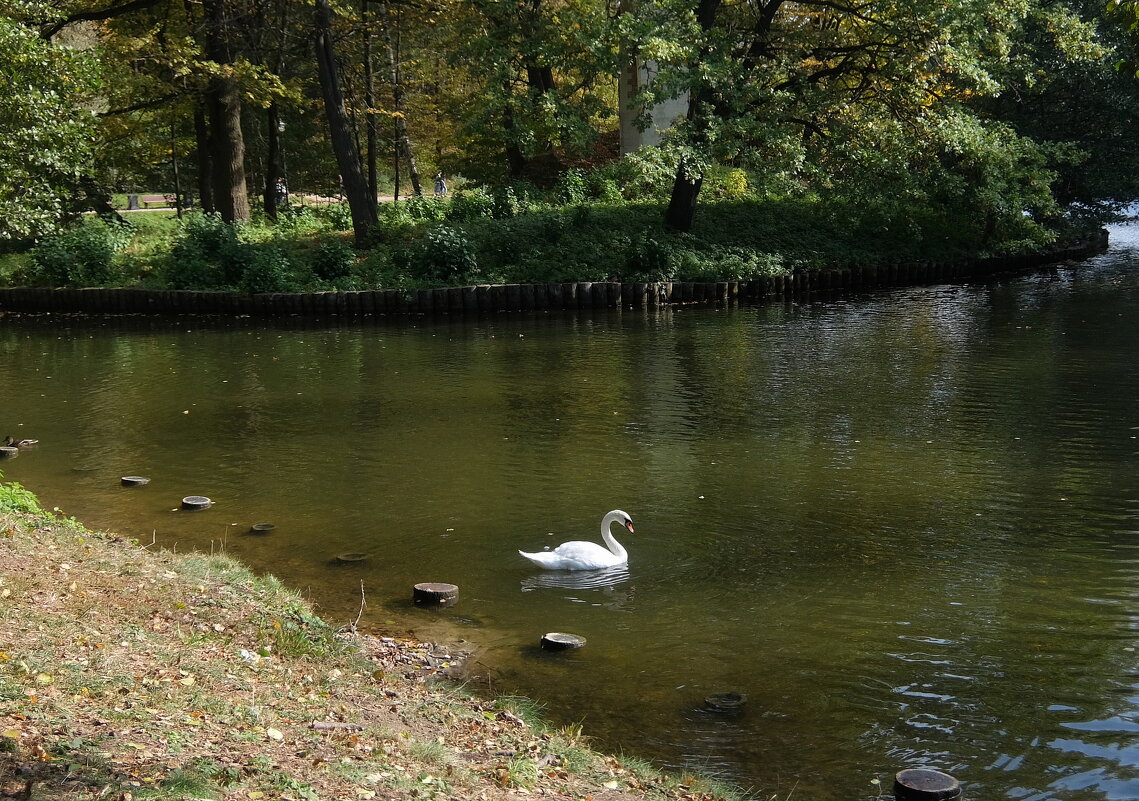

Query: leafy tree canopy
[[0, 15, 101, 242]]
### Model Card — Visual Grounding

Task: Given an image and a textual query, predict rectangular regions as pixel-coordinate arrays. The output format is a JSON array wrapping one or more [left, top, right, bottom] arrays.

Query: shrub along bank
[[0, 475, 744, 801], [0, 169, 1105, 297]]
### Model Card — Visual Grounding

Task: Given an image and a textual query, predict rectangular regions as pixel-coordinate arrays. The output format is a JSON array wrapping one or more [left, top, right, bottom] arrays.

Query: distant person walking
[[434, 172, 447, 198]]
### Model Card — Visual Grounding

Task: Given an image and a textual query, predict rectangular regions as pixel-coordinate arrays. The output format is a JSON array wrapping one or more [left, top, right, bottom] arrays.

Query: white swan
[[518, 510, 634, 571]]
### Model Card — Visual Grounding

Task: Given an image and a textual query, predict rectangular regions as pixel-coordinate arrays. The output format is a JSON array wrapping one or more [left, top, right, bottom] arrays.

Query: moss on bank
[[0, 479, 745, 801]]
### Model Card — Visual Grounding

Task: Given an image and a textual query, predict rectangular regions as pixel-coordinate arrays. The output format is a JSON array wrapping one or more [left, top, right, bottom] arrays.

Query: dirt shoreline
[[0, 500, 741, 801]]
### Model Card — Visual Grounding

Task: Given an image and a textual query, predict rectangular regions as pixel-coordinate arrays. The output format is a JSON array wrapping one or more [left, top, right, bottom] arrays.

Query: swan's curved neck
[[600, 513, 628, 559]]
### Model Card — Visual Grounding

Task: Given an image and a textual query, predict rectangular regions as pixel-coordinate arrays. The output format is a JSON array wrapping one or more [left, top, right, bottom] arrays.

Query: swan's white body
[[519, 510, 634, 571]]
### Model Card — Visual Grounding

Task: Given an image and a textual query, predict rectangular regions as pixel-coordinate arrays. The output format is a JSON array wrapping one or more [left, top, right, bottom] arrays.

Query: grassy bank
[[0, 478, 743, 801], [1, 182, 1100, 296]]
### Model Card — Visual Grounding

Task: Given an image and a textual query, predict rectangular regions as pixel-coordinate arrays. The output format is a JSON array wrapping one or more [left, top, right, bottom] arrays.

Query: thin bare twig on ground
[[350, 580, 367, 634]]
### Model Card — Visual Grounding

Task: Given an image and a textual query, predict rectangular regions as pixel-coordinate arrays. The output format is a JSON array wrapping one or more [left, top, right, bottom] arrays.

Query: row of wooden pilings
[[0, 232, 1107, 317]]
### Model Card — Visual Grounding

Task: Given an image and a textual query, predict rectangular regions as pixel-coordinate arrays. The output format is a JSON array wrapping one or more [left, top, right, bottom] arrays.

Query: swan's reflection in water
[[519, 565, 631, 592]]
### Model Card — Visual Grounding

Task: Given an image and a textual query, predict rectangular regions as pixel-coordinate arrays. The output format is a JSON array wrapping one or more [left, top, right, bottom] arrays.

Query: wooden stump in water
[[413, 582, 458, 605], [704, 692, 747, 711], [249, 523, 275, 534], [120, 476, 150, 487], [540, 632, 586, 651], [893, 768, 961, 800], [0, 447, 18, 460], [181, 495, 211, 510]]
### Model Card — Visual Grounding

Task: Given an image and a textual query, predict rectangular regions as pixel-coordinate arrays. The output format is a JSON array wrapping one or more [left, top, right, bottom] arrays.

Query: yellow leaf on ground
[[266, 727, 283, 740]]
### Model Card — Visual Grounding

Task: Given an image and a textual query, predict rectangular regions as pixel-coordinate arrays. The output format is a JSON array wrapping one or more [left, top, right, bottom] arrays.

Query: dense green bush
[[5, 159, 1094, 297], [239, 244, 296, 294], [311, 202, 353, 231], [410, 225, 479, 284], [31, 216, 132, 286], [311, 240, 355, 281], [555, 168, 588, 205], [596, 147, 679, 201], [404, 196, 448, 222], [164, 212, 246, 289], [491, 185, 523, 219], [0, 472, 46, 517], [702, 167, 751, 201], [589, 176, 625, 205], [622, 232, 676, 281], [273, 206, 326, 236], [447, 189, 495, 222]]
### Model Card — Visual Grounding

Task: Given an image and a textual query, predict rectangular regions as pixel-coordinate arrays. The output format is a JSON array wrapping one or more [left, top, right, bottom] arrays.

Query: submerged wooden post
[[413, 582, 458, 606], [541, 632, 585, 650], [893, 768, 961, 800], [547, 283, 564, 309]]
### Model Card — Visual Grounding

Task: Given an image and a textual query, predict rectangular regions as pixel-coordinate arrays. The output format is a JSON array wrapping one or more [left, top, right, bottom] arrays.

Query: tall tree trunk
[[205, 84, 250, 222], [202, 0, 249, 223], [171, 122, 183, 218], [315, 0, 378, 244], [526, 66, 555, 94], [264, 103, 284, 220], [519, 0, 555, 157], [393, 118, 401, 200], [79, 176, 123, 221], [375, 1, 422, 197], [193, 105, 215, 213], [663, 158, 704, 231], [522, 0, 554, 94], [363, 0, 378, 206], [663, 0, 721, 232], [503, 102, 527, 177]]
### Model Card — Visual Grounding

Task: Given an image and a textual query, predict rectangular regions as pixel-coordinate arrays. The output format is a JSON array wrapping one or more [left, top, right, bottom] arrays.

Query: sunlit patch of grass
[[548, 724, 594, 773], [145, 767, 220, 800], [504, 753, 542, 789], [616, 752, 757, 801], [407, 737, 449, 766], [495, 695, 548, 728]]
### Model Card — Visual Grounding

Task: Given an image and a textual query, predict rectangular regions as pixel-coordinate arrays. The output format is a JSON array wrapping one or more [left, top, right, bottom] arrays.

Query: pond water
[[3, 223, 1139, 801]]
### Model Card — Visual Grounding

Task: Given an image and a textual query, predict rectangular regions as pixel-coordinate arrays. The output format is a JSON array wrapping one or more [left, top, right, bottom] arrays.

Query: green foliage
[[163, 213, 245, 289], [162, 213, 308, 292], [622, 232, 675, 281], [447, 188, 496, 221], [702, 167, 750, 201], [0, 18, 101, 242], [238, 245, 297, 294], [403, 196, 448, 222], [491, 185, 525, 218], [310, 240, 356, 281], [554, 168, 588, 205], [588, 176, 625, 205], [409, 225, 480, 284], [0, 475, 47, 518], [29, 216, 132, 287], [596, 147, 679, 201], [273, 207, 327, 237], [310, 203, 353, 232]]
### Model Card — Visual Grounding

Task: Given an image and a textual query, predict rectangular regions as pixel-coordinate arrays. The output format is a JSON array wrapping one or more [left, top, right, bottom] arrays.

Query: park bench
[[126, 193, 178, 210]]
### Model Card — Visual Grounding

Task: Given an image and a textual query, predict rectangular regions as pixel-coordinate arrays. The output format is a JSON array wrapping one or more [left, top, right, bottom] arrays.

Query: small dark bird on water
[[3, 435, 38, 448]]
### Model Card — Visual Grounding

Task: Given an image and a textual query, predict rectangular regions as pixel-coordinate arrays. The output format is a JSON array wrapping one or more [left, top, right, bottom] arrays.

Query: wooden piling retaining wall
[[0, 231, 1108, 318]]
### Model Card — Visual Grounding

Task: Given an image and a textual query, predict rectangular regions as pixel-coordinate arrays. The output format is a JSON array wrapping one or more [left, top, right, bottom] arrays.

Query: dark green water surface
[[4, 223, 1139, 800]]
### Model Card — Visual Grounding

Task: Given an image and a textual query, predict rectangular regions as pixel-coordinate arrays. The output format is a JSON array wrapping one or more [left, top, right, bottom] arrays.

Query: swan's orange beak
[[624, 520, 635, 533]]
